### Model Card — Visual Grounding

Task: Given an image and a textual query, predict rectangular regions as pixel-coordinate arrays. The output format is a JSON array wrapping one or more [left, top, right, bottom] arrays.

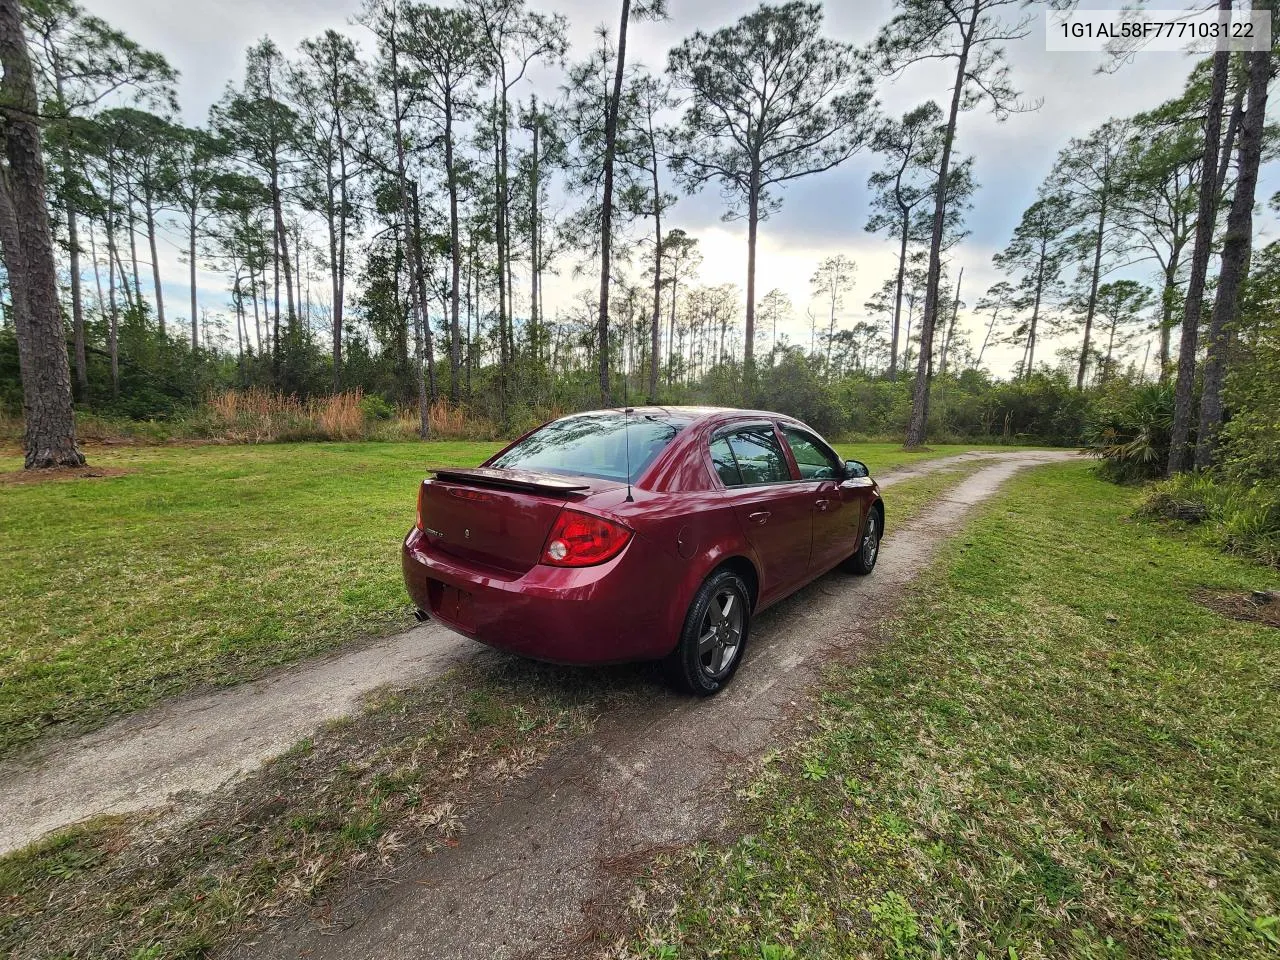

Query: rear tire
[[843, 507, 881, 575], [663, 569, 751, 696]]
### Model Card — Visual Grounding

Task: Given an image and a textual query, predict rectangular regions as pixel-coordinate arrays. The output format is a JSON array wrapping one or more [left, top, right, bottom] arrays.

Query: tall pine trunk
[[597, 0, 630, 404], [0, 0, 84, 468], [143, 187, 164, 335], [1027, 254, 1044, 381], [905, 1, 976, 448], [447, 96, 462, 403], [889, 218, 909, 381], [744, 166, 760, 398], [648, 119, 663, 404], [1168, 2, 1231, 475], [1076, 195, 1107, 389], [188, 216, 198, 348], [1195, 22, 1271, 469], [388, 22, 429, 438], [529, 102, 540, 373]]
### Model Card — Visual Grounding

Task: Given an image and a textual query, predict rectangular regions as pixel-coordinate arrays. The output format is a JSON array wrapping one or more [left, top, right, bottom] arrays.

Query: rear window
[[489, 414, 684, 483]]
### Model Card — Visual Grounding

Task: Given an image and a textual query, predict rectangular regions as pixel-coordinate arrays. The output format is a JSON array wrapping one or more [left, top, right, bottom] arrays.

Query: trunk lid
[[418, 468, 613, 573]]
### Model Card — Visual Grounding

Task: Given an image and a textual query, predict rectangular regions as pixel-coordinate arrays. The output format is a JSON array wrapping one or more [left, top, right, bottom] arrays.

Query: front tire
[[664, 569, 750, 696], [843, 507, 881, 575]]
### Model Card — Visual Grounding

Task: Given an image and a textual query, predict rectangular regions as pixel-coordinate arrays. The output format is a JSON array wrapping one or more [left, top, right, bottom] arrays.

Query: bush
[[1140, 473, 1280, 567], [359, 394, 396, 421], [1084, 382, 1175, 483]]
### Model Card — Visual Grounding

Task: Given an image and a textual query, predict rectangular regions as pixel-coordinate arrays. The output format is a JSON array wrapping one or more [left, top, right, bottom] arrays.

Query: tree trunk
[[598, 0, 630, 404], [1076, 196, 1107, 390], [144, 187, 165, 335], [890, 220, 909, 381], [51, 69, 88, 398], [905, 2, 976, 448], [270, 162, 296, 362], [745, 168, 760, 398], [648, 125, 662, 404], [447, 95, 462, 403], [330, 172, 345, 391], [126, 197, 141, 304], [410, 181, 437, 404], [940, 266, 962, 377], [189, 216, 198, 348], [1195, 24, 1270, 470], [250, 263, 262, 355], [1169, 12, 1230, 475], [1158, 263, 1177, 383], [1027, 256, 1044, 381], [388, 24, 429, 438], [529, 102, 540, 372], [106, 183, 120, 394], [0, 0, 84, 468], [666, 258, 678, 387], [1172, 48, 1228, 473], [64, 199, 88, 397]]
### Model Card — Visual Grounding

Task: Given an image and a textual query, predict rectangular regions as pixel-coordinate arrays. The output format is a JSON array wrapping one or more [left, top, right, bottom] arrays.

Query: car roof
[[577, 405, 797, 426]]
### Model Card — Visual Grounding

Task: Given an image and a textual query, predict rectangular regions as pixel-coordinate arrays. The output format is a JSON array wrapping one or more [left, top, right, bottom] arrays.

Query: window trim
[[779, 423, 843, 483], [708, 420, 796, 489]]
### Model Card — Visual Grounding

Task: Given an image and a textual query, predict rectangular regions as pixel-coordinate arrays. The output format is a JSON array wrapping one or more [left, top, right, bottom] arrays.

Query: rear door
[[779, 424, 862, 574], [710, 422, 813, 604]]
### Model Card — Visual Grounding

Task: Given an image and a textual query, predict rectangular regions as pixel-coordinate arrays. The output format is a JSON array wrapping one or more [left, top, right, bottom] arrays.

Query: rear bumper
[[401, 527, 680, 664]]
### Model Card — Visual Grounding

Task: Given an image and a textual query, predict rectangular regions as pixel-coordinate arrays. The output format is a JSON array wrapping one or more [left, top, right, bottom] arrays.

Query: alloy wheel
[[697, 587, 743, 679]]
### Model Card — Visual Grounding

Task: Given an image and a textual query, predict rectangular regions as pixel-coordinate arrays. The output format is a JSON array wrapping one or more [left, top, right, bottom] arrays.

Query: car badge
[[465, 528, 471, 540]]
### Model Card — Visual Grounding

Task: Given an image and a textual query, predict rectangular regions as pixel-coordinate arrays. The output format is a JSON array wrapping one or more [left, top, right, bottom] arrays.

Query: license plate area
[[426, 578, 475, 631]]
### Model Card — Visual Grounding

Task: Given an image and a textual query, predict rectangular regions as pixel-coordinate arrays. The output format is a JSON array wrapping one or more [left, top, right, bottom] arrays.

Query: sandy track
[[0, 449, 1053, 858], [230, 451, 1077, 960]]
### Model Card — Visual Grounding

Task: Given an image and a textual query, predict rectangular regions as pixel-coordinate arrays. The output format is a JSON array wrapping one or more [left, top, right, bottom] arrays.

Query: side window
[[723, 427, 791, 485], [782, 426, 842, 481], [709, 437, 742, 487]]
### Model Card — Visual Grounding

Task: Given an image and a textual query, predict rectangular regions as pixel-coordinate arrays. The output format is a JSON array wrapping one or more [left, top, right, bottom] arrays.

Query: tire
[[663, 568, 751, 696], [843, 506, 881, 575]]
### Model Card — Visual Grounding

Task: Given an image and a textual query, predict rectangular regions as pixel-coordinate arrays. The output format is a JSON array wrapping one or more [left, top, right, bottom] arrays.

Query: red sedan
[[402, 407, 882, 694]]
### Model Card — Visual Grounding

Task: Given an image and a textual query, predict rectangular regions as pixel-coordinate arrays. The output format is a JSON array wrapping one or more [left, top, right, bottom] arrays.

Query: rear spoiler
[[430, 466, 592, 493]]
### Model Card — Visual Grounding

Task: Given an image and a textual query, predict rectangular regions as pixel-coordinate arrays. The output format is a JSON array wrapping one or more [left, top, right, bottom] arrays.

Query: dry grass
[[206, 388, 367, 442]]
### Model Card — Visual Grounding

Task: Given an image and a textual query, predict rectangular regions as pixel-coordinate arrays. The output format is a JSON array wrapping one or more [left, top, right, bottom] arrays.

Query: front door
[[710, 423, 813, 604], [779, 424, 862, 574]]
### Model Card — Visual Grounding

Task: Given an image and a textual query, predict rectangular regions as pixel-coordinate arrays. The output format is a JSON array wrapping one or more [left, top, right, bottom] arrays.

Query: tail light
[[540, 509, 632, 567], [416, 483, 425, 531]]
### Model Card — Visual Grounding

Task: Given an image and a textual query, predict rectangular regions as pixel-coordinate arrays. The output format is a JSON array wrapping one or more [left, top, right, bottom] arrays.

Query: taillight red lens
[[416, 483, 425, 531], [540, 509, 632, 567]]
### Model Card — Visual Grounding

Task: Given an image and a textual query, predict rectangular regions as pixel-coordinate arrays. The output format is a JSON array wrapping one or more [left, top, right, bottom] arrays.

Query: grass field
[[634, 463, 1280, 960], [0, 461, 995, 958], [0, 439, 1008, 756]]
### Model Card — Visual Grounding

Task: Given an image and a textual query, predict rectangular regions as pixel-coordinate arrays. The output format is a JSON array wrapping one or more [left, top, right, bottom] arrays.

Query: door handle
[[814, 499, 829, 512], [747, 510, 771, 524]]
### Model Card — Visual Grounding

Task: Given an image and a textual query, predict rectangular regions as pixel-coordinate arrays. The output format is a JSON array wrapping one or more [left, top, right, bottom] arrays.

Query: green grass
[[0, 439, 1009, 756], [0, 460, 999, 958], [0, 442, 502, 755], [634, 464, 1280, 960]]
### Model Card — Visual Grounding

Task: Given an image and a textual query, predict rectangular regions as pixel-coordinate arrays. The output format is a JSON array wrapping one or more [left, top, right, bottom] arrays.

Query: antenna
[[622, 371, 634, 502]]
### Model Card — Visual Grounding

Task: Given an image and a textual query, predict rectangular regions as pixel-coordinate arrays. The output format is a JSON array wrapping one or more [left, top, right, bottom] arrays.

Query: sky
[[83, 0, 1276, 379]]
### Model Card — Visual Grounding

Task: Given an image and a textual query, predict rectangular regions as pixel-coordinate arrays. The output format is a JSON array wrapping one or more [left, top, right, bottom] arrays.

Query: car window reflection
[[490, 414, 683, 483]]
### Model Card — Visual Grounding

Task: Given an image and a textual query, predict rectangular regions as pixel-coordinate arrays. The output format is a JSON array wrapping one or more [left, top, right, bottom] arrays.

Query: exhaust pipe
[[414, 608, 430, 623]]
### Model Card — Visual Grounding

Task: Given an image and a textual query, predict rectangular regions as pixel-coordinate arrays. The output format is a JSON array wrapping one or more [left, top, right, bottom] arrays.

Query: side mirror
[[844, 459, 869, 480]]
